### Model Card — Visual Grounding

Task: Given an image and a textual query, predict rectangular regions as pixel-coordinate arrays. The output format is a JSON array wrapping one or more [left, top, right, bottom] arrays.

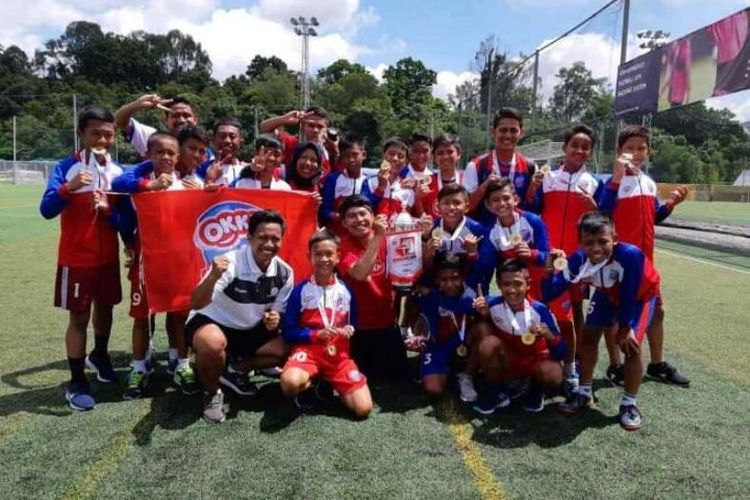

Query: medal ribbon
[[492, 151, 517, 183], [503, 300, 532, 335]]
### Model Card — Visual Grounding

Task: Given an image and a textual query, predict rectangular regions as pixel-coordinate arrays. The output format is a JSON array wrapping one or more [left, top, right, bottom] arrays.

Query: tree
[[317, 59, 368, 85], [472, 36, 534, 114], [245, 55, 289, 80], [549, 61, 607, 121], [383, 57, 437, 119]]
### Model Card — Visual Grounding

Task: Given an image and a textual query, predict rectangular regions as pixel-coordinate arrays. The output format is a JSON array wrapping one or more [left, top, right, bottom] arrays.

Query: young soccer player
[[336, 195, 408, 380], [400, 132, 433, 182], [525, 124, 603, 393], [233, 134, 291, 191], [40, 105, 123, 411], [199, 117, 246, 185], [114, 94, 200, 159], [187, 211, 294, 423], [543, 212, 660, 431], [599, 125, 689, 387], [111, 132, 199, 398], [469, 259, 567, 414], [411, 252, 478, 401], [281, 230, 372, 419], [362, 137, 423, 223], [260, 106, 335, 175], [419, 134, 463, 219], [464, 108, 537, 223], [175, 126, 210, 187], [320, 134, 368, 230]]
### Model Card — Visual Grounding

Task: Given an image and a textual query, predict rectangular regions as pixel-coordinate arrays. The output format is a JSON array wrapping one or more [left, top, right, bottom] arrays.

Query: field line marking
[[60, 401, 154, 500], [439, 397, 506, 500], [655, 248, 750, 276], [0, 204, 38, 210]]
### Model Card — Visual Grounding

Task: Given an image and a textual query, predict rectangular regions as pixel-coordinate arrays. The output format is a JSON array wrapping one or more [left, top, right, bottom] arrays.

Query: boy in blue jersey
[[281, 230, 372, 419], [320, 134, 368, 232], [542, 212, 661, 431], [411, 252, 478, 402]]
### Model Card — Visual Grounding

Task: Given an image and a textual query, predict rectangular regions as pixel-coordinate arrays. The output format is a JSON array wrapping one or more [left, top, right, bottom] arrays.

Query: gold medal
[[456, 344, 468, 357], [326, 345, 337, 357], [510, 234, 523, 246], [432, 227, 444, 239], [521, 332, 535, 345], [553, 256, 568, 271], [379, 160, 391, 173], [540, 164, 551, 175]]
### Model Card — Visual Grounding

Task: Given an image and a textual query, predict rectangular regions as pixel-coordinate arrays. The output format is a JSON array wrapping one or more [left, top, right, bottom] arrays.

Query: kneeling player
[[411, 252, 477, 402], [280, 230, 372, 419], [542, 212, 659, 431], [470, 260, 567, 415]]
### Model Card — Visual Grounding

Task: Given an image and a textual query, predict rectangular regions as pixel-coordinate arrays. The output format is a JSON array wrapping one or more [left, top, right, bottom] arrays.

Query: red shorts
[[284, 346, 367, 396], [127, 260, 150, 319], [504, 352, 551, 380], [55, 262, 121, 312]]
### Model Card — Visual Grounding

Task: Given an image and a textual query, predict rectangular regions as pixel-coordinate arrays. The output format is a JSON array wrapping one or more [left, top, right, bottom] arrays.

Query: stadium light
[[290, 15, 321, 109]]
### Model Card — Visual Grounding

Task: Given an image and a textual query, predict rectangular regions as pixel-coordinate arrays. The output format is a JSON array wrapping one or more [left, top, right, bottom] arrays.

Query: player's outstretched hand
[[545, 249, 566, 271], [373, 214, 388, 236], [668, 185, 688, 207], [473, 286, 489, 317]]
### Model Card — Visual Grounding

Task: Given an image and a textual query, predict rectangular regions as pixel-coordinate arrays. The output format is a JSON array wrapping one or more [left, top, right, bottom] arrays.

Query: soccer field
[[671, 200, 750, 227], [1, 185, 749, 499]]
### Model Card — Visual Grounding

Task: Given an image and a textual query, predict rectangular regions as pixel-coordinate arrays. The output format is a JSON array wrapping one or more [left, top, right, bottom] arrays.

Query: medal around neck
[[540, 164, 551, 175], [432, 227, 444, 239], [456, 344, 468, 357], [326, 345, 337, 356], [379, 160, 391, 173], [521, 332, 536, 345], [510, 234, 523, 246]]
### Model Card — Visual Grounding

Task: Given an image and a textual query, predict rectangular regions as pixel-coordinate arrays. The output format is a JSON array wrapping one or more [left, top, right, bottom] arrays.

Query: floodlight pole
[[614, 0, 631, 154], [13, 116, 17, 162], [291, 16, 319, 109], [73, 94, 78, 152], [532, 50, 540, 116]]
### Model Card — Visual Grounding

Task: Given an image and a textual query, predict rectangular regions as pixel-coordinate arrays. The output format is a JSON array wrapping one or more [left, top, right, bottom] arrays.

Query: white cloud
[[366, 63, 389, 82], [707, 90, 750, 122], [433, 70, 478, 101]]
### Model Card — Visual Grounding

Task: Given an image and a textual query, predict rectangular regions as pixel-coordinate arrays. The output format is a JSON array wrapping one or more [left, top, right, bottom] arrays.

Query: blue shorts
[[586, 291, 657, 344], [421, 334, 462, 377]]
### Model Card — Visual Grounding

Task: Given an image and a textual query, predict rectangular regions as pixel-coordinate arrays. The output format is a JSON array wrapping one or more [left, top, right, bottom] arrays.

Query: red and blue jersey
[[282, 277, 357, 355], [320, 170, 366, 227], [414, 287, 476, 345], [598, 172, 672, 260], [541, 242, 660, 330], [431, 216, 491, 292], [527, 164, 603, 256], [40, 153, 124, 267]]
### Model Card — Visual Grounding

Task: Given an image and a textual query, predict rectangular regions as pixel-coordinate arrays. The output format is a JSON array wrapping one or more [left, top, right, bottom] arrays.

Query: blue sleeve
[[526, 182, 543, 213], [320, 172, 339, 225], [196, 159, 213, 181], [115, 197, 137, 246], [398, 165, 410, 179], [528, 213, 549, 266], [360, 176, 382, 208], [534, 302, 568, 361], [598, 178, 619, 214], [39, 157, 75, 219], [281, 284, 314, 344], [111, 162, 152, 193], [437, 293, 477, 316], [541, 251, 584, 302], [655, 198, 672, 223], [592, 178, 604, 205], [617, 245, 645, 329]]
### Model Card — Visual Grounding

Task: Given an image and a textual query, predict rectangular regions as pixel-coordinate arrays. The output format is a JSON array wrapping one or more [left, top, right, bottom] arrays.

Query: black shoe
[[294, 388, 319, 413], [219, 369, 258, 396], [606, 364, 625, 387], [314, 381, 334, 401], [85, 351, 117, 383], [647, 362, 690, 387]]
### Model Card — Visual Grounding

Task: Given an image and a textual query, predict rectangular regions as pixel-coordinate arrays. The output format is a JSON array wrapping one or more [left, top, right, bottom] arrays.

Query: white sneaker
[[457, 373, 478, 403]]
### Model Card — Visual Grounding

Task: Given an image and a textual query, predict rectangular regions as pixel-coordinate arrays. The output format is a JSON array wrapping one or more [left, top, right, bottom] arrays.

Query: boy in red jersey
[[40, 106, 124, 411], [336, 195, 408, 380], [598, 125, 689, 387], [525, 124, 603, 394], [281, 230, 372, 418]]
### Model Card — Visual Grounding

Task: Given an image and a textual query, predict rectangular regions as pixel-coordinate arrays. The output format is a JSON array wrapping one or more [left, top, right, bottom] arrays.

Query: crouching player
[[470, 260, 567, 415], [280, 230, 372, 419], [543, 212, 660, 431], [411, 252, 477, 401]]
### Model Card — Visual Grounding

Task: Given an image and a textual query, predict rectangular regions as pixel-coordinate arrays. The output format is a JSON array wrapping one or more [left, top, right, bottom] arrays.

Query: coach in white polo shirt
[[187, 210, 294, 423]]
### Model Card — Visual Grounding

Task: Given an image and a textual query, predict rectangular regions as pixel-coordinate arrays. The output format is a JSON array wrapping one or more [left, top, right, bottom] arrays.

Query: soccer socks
[[177, 358, 190, 371], [621, 392, 637, 407], [68, 357, 87, 385], [132, 359, 148, 373], [93, 334, 110, 357], [168, 348, 179, 362], [563, 362, 577, 378]]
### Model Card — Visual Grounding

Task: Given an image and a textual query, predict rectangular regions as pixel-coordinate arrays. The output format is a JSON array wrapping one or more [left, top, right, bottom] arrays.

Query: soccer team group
[[40, 93, 691, 428]]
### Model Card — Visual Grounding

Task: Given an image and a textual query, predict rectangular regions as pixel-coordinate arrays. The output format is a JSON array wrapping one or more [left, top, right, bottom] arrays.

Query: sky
[[4, 0, 750, 120]]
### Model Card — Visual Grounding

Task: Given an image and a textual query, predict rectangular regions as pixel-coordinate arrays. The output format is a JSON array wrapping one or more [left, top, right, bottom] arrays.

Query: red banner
[[132, 189, 317, 313]]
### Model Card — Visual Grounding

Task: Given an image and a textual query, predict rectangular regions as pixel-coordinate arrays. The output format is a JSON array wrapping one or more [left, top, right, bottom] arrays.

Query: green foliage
[[549, 61, 608, 121]]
